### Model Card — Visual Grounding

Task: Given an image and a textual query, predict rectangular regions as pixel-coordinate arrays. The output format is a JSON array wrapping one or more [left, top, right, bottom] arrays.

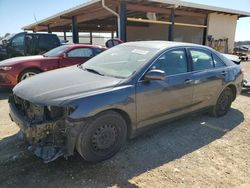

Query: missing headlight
[[46, 106, 64, 120], [66, 106, 77, 116]]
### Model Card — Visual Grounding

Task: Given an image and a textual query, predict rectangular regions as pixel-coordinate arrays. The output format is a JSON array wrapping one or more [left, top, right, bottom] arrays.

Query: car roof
[[121, 41, 209, 50], [65, 43, 106, 49]]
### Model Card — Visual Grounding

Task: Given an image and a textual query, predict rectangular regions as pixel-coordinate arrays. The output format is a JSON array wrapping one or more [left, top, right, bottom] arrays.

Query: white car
[[221, 53, 241, 64]]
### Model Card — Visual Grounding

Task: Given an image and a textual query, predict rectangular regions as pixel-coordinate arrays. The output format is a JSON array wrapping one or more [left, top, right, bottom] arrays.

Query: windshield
[[81, 44, 159, 78], [0, 33, 16, 45], [43, 45, 69, 57]]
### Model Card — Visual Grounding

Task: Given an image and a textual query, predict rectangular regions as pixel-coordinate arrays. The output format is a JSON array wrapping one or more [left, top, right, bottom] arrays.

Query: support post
[[90, 32, 93, 44], [203, 15, 208, 45], [48, 25, 52, 33], [111, 31, 114, 39], [119, 0, 127, 42], [72, 16, 79, 43], [168, 8, 175, 41], [63, 31, 67, 41]]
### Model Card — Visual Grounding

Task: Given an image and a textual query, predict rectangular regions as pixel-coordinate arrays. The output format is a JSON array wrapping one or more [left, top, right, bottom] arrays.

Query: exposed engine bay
[[9, 94, 76, 163]]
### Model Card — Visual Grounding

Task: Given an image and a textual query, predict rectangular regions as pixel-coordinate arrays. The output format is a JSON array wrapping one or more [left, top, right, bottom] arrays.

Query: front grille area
[[11, 95, 65, 124]]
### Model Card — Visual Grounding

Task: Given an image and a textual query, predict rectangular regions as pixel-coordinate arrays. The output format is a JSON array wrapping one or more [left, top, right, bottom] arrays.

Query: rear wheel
[[18, 69, 41, 82], [76, 111, 127, 163], [211, 87, 233, 117]]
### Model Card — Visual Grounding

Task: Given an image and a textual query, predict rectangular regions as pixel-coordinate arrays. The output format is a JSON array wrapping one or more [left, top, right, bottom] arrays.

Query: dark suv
[[0, 32, 60, 60]]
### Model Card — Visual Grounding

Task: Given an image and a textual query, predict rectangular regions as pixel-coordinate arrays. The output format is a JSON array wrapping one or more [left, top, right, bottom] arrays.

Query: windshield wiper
[[84, 68, 104, 76]]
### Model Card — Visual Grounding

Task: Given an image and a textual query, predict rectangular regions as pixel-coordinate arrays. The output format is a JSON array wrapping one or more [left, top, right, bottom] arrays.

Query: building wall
[[207, 13, 238, 53], [127, 16, 205, 45], [127, 24, 169, 41], [174, 26, 204, 44], [174, 16, 204, 44]]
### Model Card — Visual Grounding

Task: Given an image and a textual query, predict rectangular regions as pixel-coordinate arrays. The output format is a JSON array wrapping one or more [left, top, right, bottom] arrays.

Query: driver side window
[[68, 48, 94, 58], [152, 49, 188, 76]]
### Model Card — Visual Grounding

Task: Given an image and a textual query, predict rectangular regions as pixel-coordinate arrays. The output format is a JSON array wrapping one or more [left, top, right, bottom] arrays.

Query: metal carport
[[22, 0, 250, 52]]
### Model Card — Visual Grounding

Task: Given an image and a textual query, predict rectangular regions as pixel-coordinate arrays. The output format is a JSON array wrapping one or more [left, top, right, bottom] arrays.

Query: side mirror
[[144, 69, 166, 81], [63, 53, 68, 58], [105, 38, 123, 48]]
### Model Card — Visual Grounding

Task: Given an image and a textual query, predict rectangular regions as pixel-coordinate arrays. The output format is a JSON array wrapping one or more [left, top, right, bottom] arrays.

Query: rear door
[[24, 34, 35, 55], [136, 48, 194, 128], [188, 48, 227, 110], [59, 47, 95, 67]]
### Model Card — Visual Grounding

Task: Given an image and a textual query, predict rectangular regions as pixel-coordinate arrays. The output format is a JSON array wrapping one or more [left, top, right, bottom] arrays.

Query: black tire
[[76, 111, 127, 163], [211, 87, 233, 117], [18, 69, 41, 82]]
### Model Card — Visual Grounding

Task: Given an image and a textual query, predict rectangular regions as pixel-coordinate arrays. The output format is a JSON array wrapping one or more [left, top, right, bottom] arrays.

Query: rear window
[[37, 35, 60, 52]]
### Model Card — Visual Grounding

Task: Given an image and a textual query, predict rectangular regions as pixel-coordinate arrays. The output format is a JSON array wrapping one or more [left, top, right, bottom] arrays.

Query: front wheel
[[76, 111, 127, 163], [211, 87, 233, 117], [18, 69, 41, 82]]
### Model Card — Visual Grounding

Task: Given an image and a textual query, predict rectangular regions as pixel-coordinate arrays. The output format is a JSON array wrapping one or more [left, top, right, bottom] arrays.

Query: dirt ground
[[0, 62, 249, 188]]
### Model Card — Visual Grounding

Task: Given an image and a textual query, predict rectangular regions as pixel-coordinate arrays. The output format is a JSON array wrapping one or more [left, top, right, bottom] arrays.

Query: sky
[[0, 0, 250, 41]]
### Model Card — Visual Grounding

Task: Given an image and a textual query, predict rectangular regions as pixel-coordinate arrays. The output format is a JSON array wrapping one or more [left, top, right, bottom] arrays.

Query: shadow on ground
[[241, 89, 250, 97], [0, 108, 244, 187], [0, 87, 12, 100]]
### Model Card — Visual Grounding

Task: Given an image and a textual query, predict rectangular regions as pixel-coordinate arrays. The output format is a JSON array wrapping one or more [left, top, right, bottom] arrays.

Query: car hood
[[13, 65, 122, 106], [0, 55, 45, 66]]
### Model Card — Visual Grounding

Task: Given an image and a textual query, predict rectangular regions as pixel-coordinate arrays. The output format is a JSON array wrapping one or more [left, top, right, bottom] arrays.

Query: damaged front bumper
[[9, 95, 84, 163]]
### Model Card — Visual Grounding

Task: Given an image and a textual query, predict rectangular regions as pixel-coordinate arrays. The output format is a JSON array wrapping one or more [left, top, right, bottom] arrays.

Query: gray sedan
[[9, 41, 243, 163]]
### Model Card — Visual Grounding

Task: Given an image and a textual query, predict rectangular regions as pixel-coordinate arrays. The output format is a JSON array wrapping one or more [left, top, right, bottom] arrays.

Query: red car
[[0, 44, 106, 88]]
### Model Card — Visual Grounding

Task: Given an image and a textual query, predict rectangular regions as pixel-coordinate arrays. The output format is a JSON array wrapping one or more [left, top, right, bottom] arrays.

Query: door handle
[[184, 79, 193, 84]]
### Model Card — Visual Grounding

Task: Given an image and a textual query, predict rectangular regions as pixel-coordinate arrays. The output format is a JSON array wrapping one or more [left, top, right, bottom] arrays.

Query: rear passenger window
[[213, 55, 225, 68], [152, 49, 188, 76], [190, 50, 213, 71], [38, 35, 59, 52]]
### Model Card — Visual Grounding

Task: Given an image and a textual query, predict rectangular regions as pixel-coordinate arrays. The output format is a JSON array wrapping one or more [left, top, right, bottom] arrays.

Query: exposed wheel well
[[227, 84, 237, 101], [18, 68, 43, 82]]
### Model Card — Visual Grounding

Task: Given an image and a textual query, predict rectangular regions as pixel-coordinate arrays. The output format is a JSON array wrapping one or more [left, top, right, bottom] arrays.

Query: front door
[[136, 48, 194, 128]]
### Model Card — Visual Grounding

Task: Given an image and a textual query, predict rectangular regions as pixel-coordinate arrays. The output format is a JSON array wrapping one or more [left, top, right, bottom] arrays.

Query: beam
[[126, 4, 206, 18], [127, 17, 207, 28], [168, 8, 175, 41], [60, 16, 72, 20], [72, 16, 79, 43], [127, 17, 172, 25], [48, 25, 52, 33], [52, 26, 116, 32], [90, 32, 93, 44], [202, 15, 208, 45], [63, 31, 67, 41], [49, 9, 112, 29]]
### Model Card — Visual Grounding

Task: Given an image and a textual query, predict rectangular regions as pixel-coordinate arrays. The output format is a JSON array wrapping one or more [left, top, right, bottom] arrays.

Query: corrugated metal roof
[[22, 0, 101, 30]]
